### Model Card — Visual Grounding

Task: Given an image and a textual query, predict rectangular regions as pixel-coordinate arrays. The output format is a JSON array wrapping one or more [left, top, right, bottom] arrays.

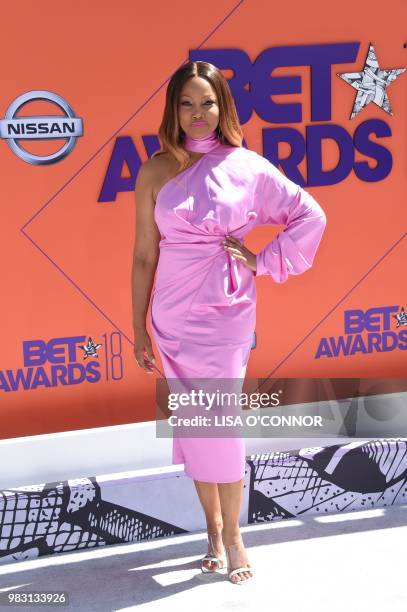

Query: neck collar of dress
[[182, 129, 220, 153]]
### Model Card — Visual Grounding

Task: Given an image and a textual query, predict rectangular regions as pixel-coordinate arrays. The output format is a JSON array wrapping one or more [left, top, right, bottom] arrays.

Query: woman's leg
[[217, 478, 253, 582], [193, 480, 225, 570]]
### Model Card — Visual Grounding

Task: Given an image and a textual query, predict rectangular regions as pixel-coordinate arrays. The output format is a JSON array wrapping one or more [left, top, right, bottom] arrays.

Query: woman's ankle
[[222, 526, 242, 547], [206, 521, 223, 535]]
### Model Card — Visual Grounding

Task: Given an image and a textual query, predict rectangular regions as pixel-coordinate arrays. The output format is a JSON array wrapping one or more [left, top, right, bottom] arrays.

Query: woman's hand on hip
[[134, 328, 156, 374], [223, 235, 257, 274]]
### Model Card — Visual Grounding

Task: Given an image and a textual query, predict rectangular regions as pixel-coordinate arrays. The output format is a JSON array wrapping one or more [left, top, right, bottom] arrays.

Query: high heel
[[201, 531, 227, 573], [225, 537, 254, 584]]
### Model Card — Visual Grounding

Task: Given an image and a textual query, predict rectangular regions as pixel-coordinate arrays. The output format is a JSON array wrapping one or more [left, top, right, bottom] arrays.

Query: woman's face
[[178, 76, 219, 139]]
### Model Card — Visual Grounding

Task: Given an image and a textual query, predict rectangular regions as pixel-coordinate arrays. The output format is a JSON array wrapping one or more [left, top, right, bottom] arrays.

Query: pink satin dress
[[150, 136, 327, 483]]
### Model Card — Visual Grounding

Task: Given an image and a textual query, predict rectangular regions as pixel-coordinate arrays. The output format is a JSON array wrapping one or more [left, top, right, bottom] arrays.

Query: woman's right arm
[[132, 159, 161, 373], [254, 158, 327, 282]]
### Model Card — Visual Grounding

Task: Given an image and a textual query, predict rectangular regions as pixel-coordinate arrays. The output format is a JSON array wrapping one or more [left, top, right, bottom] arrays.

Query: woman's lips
[[191, 122, 207, 127]]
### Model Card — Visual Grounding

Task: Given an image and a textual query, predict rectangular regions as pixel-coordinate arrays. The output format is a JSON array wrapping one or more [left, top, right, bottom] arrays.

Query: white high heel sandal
[[225, 537, 254, 584], [201, 532, 227, 573]]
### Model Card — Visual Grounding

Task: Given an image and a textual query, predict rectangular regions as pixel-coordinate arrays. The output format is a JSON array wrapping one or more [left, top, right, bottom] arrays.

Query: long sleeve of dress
[[255, 159, 327, 283]]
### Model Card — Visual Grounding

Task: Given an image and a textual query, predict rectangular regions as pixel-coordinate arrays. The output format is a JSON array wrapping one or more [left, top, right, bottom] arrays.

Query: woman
[[132, 61, 327, 584]]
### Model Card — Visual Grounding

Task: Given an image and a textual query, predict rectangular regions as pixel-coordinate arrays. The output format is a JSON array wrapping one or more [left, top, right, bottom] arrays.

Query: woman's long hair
[[152, 61, 243, 173]]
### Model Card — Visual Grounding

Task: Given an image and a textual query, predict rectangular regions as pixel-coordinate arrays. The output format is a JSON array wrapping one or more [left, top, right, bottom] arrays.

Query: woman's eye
[[180, 101, 215, 106]]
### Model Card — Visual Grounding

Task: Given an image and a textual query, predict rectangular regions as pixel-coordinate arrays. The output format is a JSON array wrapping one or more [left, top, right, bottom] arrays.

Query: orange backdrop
[[0, 0, 406, 439]]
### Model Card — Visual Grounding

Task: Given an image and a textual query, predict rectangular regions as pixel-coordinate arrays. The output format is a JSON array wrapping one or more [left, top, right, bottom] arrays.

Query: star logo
[[79, 337, 102, 360], [392, 307, 407, 328], [337, 42, 405, 119]]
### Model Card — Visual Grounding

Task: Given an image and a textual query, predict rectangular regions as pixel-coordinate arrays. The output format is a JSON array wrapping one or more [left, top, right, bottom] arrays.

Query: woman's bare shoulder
[[142, 153, 176, 201]]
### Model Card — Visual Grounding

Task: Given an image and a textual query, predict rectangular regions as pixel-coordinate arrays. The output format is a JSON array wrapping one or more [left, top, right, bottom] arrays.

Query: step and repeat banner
[[0, 1, 406, 439]]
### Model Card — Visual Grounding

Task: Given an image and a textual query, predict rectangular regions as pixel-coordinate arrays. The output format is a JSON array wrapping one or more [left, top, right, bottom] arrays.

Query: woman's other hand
[[134, 328, 156, 374], [223, 235, 257, 274]]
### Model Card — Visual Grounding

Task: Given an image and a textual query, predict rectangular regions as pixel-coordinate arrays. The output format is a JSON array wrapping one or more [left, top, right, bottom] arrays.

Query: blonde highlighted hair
[[152, 61, 243, 173]]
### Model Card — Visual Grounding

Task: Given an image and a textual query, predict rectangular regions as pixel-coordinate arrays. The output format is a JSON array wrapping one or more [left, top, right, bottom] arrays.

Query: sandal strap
[[202, 551, 226, 562], [228, 566, 253, 578], [202, 554, 221, 563]]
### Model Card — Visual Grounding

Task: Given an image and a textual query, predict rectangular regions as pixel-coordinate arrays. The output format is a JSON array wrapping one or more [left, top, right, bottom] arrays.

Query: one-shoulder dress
[[150, 141, 327, 483]]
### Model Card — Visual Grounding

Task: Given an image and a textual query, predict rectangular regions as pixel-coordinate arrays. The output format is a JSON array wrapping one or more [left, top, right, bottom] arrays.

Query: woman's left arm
[[254, 159, 327, 283]]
